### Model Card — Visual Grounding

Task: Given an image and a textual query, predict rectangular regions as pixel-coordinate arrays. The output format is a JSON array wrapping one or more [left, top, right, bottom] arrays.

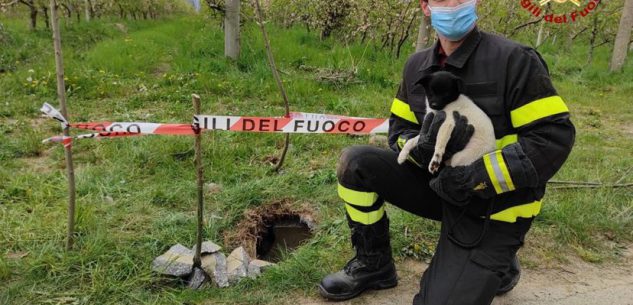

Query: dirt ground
[[296, 245, 633, 305]]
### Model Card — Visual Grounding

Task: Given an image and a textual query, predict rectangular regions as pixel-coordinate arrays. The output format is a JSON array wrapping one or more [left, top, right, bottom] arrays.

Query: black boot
[[496, 255, 521, 295], [318, 216, 398, 301]]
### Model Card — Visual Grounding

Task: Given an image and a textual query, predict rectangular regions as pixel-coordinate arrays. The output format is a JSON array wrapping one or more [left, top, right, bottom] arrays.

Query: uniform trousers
[[337, 145, 532, 305]]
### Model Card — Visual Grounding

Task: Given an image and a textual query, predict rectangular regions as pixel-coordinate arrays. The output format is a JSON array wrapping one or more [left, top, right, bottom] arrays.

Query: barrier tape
[[44, 135, 73, 148], [40, 103, 389, 145], [40, 103, 69, 128], [194, 114, 388, 134]]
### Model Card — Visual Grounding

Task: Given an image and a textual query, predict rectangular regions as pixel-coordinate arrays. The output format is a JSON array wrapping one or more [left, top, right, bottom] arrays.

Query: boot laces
[[343, 255, 365, 274], [343, 251, 384, 274]]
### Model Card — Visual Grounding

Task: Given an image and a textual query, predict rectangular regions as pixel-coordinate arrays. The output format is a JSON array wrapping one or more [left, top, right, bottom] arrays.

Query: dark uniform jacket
[[388, 27, 576, 223]]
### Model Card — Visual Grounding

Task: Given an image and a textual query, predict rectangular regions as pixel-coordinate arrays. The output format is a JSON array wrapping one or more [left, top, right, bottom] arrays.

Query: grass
[[1, 13, 632, 305]]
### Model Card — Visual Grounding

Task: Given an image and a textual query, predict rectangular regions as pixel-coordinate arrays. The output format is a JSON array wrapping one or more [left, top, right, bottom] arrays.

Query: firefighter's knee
[[336, 146, 372, 184]]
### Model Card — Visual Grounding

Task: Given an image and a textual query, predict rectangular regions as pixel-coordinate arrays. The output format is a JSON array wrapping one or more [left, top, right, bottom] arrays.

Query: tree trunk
[[117, 4, 124, 18], [610, 0, 633, 72], [84, 0, 90, 21], [587, 16, 598, 65], [397, 13, 416, 58], [41, 5, 50, 29], [536, 20, 545, 48], [415, 13, 429, 52], [224, 0, 240, 59], [60, 3, 70, 18], [29, 2, 37, 30]]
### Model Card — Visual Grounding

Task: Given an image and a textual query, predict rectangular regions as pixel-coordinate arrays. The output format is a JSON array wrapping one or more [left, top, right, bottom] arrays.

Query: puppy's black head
[[417, 71, 464, 111]]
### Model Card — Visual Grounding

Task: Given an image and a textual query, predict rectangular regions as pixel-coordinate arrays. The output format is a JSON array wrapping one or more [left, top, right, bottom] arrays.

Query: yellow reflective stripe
[[390, 98, 419, 124], [483, 151, 516, 194], [397, 136, 407, 150], [338, 184, 378, 207], [406, 155, 421, 167], [511, 96, 569, 128], [490, 201, 542, 223], [495, 134, 518, 150], [345, 204, 385, 225], [483, 153, 503, 194], [397, 136, 422, 167], [495, 151, 516, 192]]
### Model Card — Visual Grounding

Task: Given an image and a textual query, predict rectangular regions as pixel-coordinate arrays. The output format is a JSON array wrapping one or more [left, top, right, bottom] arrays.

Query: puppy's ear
[[417, 74, 433, 92], [453, 75, 465, 94]]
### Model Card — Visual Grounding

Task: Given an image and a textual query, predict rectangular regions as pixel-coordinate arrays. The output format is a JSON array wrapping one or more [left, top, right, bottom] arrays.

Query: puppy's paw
[[397, 150, 409, 165], [397, 137, 417, 165], [428, 154, 442, 174]]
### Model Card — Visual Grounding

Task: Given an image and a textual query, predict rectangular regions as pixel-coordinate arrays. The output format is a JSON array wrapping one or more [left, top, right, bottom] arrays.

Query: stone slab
[[193, 241, 222, 255], [151, 244, 194, 277], [227, 246, 250, 282]]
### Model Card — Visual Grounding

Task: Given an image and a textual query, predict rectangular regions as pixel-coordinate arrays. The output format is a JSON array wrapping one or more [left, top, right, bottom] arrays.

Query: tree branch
[[253, 0, 291, 172], [0, 0, 19, 7], [510, 17, 543, 37]]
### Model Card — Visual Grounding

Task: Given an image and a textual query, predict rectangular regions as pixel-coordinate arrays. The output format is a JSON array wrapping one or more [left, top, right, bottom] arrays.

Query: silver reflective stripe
[[488, 153, 510, 193]]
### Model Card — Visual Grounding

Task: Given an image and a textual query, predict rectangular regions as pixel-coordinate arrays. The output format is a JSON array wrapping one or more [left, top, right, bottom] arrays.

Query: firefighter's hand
[[445, 111, 475, 161], [397, 111, 474, 169], [428, 160, 497, 206], [397, 111, 445, 166]]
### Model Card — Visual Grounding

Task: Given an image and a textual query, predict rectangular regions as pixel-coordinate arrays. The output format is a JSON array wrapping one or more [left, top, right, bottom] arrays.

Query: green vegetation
[[1, 14, 632, 305]]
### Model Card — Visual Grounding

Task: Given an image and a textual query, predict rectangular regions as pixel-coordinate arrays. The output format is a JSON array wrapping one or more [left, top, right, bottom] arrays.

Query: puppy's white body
[[398, 94, 496, 173]]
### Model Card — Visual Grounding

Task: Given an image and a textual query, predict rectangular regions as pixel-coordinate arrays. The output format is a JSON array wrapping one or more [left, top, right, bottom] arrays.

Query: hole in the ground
[[224, 200, 316, 263], [256, 215, 313, 263]]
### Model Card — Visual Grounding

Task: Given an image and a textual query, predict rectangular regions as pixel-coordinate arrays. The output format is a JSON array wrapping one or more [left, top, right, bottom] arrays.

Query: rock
[[6, 251, 28, 260], [114, 23, 127, 34], [192, 241, 222, 255], [247, 264, 260, 278], [250, 259, 275, 270], [187, 267, 210, 289], [369, 135, 389, 148], [247, 259, 275, 278], [104, 195, 114, 204], [204, 183, 222, 194], [201, 254, 217, 275], [226, 247, 250, 283], [151, 244, 194, 277], [168, 243, 192, 256], [202, 252, 229, 288]]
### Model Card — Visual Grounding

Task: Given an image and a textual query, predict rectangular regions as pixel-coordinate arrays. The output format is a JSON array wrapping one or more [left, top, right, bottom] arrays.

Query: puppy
[[397, 71, 496, 174]]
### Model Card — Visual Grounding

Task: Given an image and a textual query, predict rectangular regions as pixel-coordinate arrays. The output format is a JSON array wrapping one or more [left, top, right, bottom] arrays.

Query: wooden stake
[[192, 94, 203, 268], [50, 0, 77, 251]]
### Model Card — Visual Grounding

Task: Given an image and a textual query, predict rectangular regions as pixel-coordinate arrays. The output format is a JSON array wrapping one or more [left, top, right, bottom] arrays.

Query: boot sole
[[496, 271, 520, 295], [497, 257, 521, 295], [318, 274, 398, 301]]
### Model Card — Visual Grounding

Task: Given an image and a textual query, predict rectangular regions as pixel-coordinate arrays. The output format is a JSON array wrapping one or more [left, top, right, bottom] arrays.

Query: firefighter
[[318, 0, 576, 304]]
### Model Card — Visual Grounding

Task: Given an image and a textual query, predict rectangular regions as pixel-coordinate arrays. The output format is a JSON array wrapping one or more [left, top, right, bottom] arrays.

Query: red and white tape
[[194, 113, 388, 134], [40, 103, 389, 145]]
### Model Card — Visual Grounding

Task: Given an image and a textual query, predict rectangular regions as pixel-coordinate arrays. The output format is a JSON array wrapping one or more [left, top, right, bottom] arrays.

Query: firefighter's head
[[419, 0, 481, 41]]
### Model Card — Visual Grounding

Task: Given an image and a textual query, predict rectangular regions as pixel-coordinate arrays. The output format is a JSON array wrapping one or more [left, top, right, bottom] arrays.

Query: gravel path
[[297, 246, 633, 305]]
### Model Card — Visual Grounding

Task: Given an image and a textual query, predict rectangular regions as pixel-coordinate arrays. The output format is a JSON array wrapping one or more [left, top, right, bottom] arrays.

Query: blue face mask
[[429, 0, 478, 41]]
